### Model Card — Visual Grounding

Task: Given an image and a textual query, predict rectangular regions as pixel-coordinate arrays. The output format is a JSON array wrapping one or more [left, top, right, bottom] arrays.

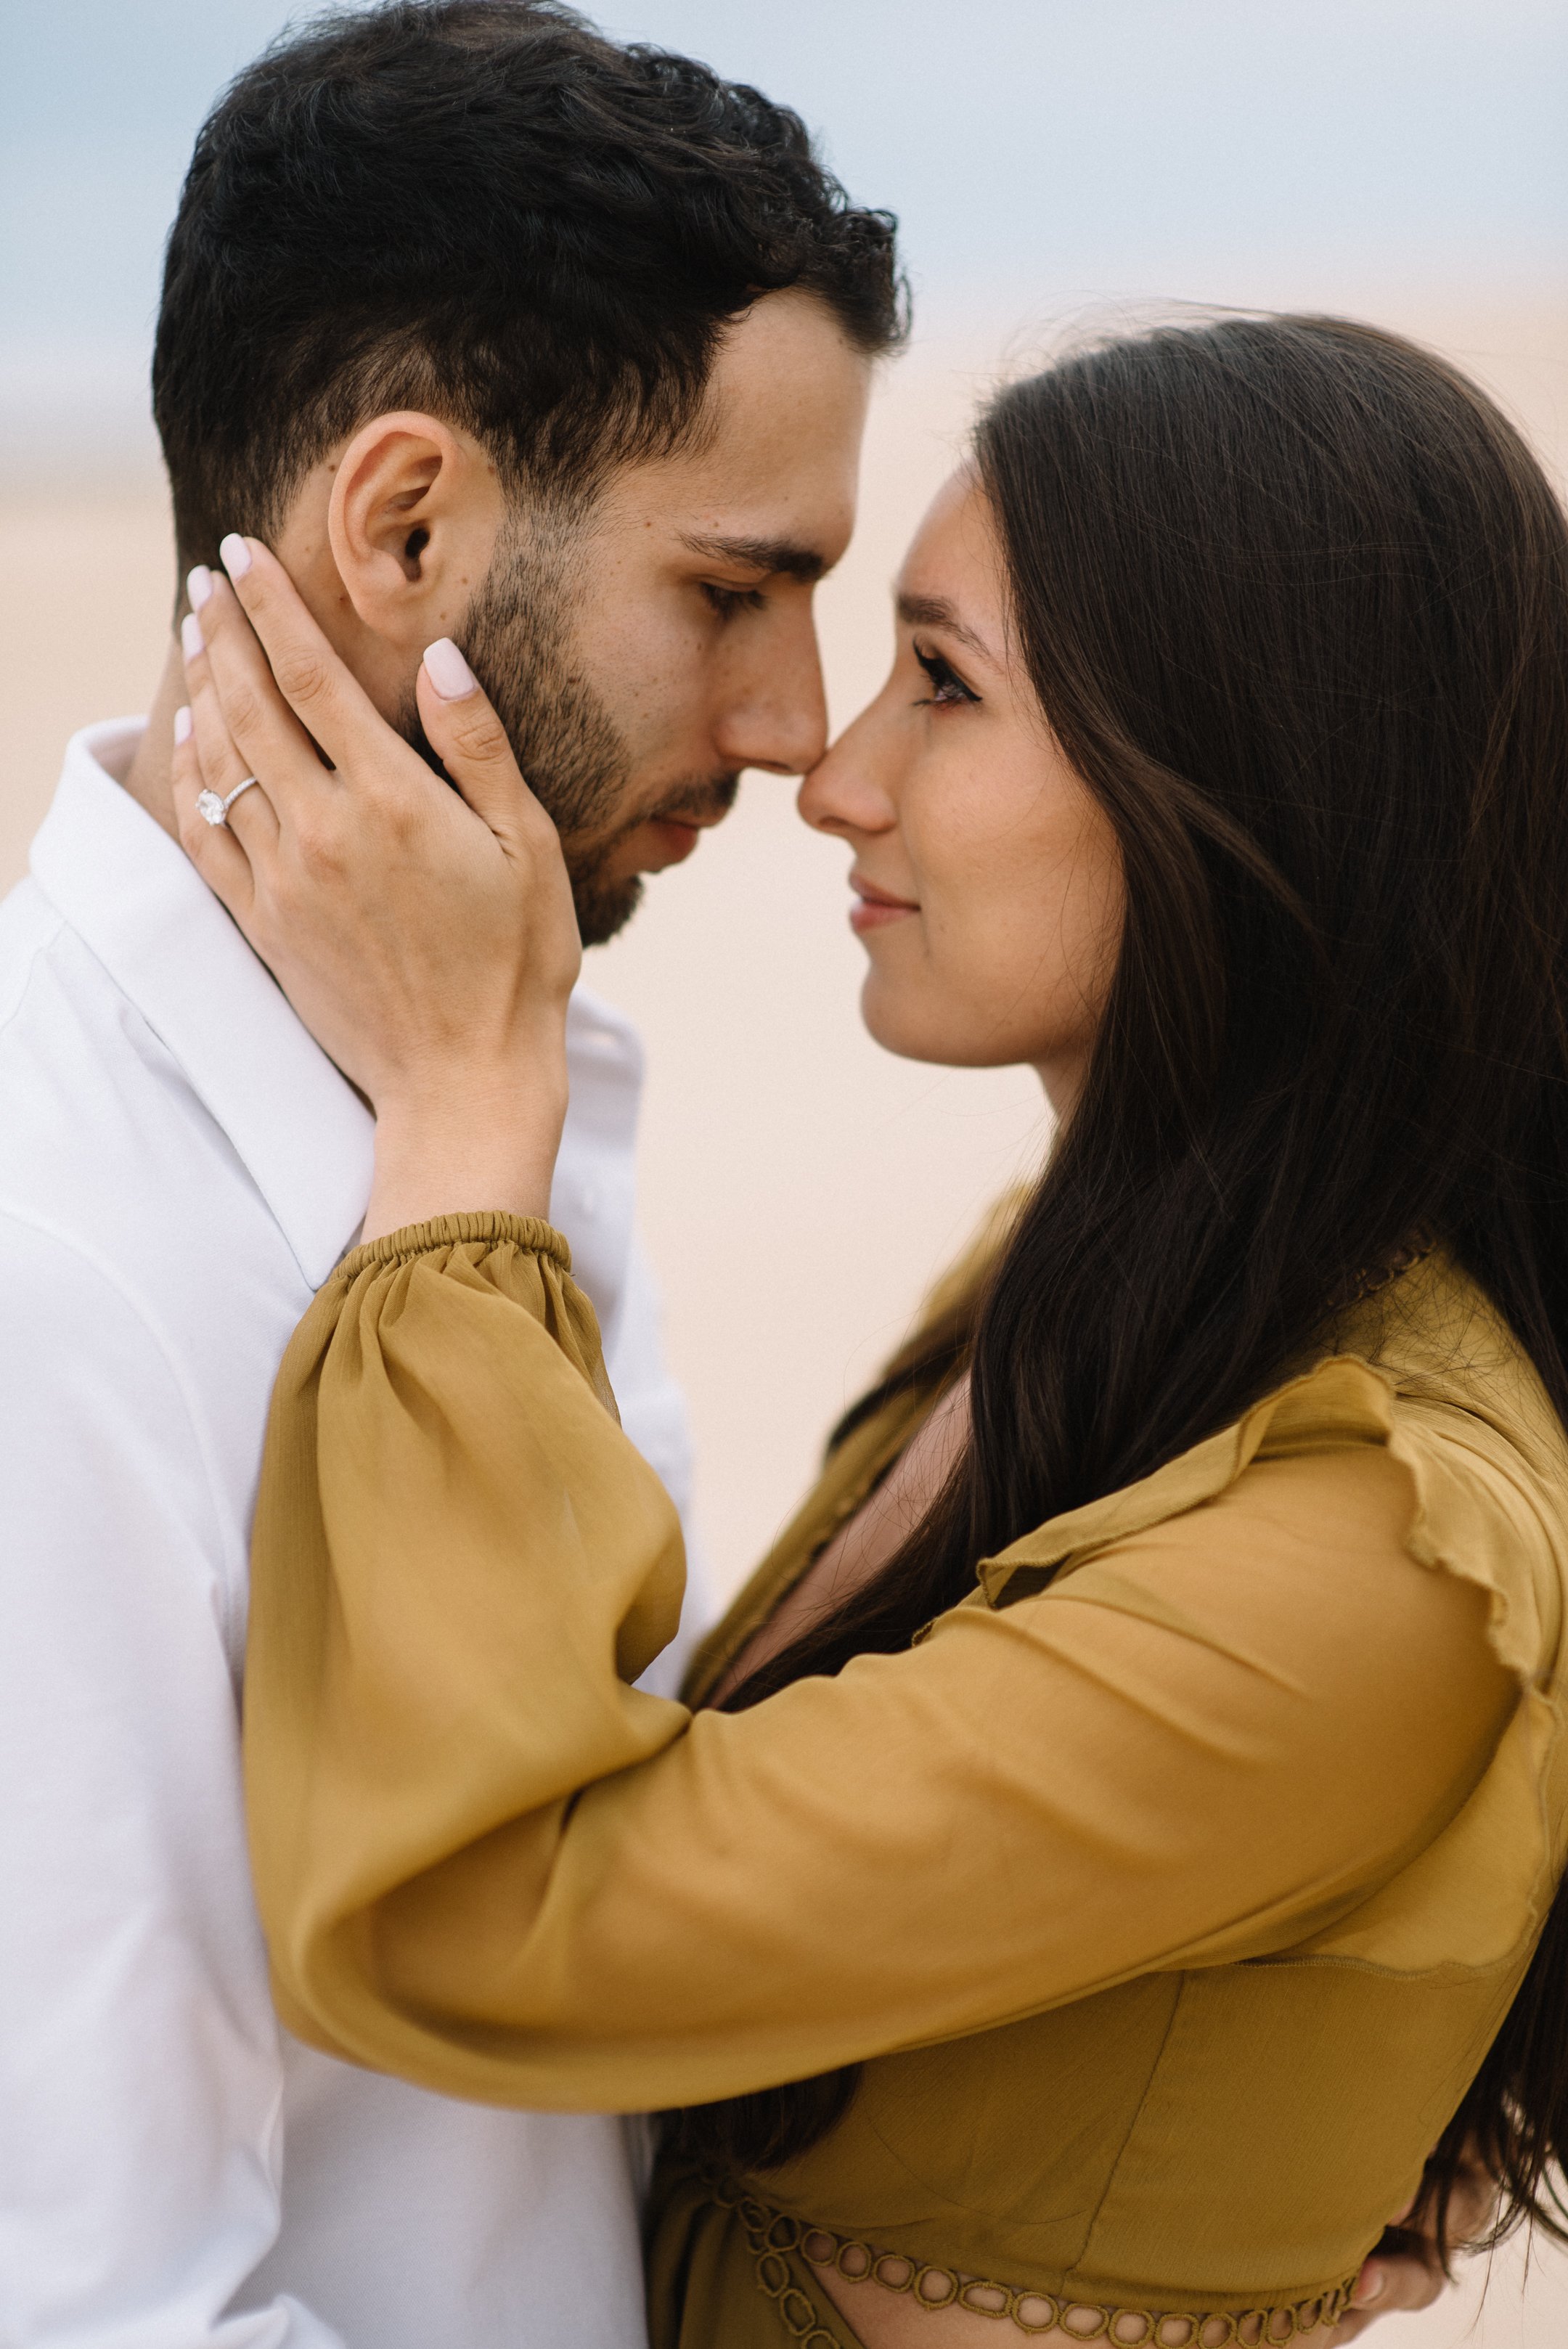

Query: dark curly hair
[[152, 0, 905, 568]]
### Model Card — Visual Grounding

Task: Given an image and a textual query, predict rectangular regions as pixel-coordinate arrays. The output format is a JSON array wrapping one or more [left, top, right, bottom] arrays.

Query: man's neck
[[121, 639, 187, 840]]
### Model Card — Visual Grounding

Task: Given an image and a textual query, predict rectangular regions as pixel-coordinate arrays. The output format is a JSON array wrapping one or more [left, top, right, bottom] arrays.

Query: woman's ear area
[[324, 409, 507, 649]]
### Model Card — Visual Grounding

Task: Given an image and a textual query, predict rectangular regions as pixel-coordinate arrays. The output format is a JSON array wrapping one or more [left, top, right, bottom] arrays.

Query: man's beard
[[401, 521, 738, 948]]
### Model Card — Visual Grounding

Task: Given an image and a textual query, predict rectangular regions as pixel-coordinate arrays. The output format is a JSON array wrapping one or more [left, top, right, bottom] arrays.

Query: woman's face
[[799, 471, 1124, 1118]]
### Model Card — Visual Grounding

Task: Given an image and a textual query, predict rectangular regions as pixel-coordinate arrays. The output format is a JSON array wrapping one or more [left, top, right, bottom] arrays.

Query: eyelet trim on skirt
[[707, 2174, 1360, 2345]]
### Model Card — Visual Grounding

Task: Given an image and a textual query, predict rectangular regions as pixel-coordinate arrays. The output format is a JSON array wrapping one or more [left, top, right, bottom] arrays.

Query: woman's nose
[[797, 701, 899, 838]]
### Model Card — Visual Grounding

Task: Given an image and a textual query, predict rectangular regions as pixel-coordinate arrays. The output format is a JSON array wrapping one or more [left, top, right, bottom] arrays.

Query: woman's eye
[[702, 581, 766, 619], [913, 645, 979, 706]]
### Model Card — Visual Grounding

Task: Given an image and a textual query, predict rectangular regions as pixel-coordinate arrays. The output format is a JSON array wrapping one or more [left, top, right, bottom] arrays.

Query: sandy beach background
[[7, 1, 1568, 2335]]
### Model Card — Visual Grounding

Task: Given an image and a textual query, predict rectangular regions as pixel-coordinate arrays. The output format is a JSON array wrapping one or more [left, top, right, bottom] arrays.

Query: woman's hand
[[171, 536, 581, 1240], [1328, 2146, 1500, 2342]]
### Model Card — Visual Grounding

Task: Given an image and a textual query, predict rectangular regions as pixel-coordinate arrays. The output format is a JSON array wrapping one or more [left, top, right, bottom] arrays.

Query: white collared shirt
[[0, 720, 709, 2348]]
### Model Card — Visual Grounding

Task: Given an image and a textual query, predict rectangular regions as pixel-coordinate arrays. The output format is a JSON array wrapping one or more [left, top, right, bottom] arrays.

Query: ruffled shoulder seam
[[980, 1352, 1553, 1688]]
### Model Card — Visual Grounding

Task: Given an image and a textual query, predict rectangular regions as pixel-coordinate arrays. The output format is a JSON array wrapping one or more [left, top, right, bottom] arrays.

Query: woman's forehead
[[894, 472, 1005, 661]]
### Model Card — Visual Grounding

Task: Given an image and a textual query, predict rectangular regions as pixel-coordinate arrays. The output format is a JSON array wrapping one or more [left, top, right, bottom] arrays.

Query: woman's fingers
[[1326, 2146, 1502, 2348], [178, 599, 280, 854], [168, 533, 580, 1155], [415, 640, 543, 843], [1328, 2247, 1445, 2343], [1445, 2146, 1500, 2244], [171, 703, 256, 920], [211, 535, 395, 785], [184, 561, 332, 828], [199, 535, 539, 864], [413, 641, 581, 1006]]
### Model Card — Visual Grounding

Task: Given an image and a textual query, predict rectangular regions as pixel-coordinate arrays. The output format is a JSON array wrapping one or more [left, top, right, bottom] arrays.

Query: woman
[[176, 315, 1568, 2349]]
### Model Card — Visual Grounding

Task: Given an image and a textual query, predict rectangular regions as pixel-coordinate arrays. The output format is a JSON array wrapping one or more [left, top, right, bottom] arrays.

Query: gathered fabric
[[244, 1209, 1568, 2346]]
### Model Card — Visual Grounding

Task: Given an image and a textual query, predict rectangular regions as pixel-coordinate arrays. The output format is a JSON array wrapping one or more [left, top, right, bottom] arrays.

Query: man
[[0, 4, 899, 2342]]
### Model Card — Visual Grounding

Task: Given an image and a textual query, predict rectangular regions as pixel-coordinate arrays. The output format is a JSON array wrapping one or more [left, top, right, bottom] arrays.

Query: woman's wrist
[[362, 1055, 568, 1243]]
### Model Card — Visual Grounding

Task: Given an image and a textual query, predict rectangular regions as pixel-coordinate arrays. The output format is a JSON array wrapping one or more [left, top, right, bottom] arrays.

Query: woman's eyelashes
[[912, 643, 979, 707], [701, 581, 767, 620]]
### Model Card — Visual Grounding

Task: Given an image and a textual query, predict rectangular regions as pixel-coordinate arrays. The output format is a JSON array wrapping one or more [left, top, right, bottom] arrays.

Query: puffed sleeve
[[245, 1216, 1521, 2113]]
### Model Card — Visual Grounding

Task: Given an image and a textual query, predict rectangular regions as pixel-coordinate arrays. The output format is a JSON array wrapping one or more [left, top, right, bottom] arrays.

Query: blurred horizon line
[[9, 271, 1564, 493]]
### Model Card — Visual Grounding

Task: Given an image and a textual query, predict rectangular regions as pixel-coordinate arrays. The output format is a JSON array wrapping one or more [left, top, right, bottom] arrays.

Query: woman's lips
[[849, 877, 919, 934]]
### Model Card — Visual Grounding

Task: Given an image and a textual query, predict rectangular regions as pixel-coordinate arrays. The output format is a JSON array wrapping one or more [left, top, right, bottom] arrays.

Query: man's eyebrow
[[896, 592, 993, 660], [680, 531, 828, 584]]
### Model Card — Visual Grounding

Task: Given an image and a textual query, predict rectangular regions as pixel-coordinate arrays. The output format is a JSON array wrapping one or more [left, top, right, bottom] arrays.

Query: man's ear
[[325, 411, 505, 653]]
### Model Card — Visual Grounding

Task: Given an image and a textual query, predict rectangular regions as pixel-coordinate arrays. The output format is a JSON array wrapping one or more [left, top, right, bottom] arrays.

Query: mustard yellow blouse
[[243, 1212, 1568, 2348]]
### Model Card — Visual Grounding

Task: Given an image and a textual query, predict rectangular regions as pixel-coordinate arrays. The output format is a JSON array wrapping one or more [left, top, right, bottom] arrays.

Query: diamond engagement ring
[[196, 777, 261, 828]]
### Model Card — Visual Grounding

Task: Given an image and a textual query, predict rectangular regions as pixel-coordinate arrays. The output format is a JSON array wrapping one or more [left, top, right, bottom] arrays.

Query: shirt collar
[[29, 719, 375, 1288]]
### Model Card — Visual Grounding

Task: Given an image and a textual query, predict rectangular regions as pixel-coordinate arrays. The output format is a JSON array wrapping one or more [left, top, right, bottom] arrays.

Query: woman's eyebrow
[[896, 591, 992, 661]]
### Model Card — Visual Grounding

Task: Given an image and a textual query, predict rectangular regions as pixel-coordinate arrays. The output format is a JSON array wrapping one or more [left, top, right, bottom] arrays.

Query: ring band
[[196, 777, 261, 828]]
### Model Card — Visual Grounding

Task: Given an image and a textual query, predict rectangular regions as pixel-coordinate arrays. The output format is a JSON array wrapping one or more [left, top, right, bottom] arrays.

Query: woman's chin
[[857, 975, 966, 1069], [858, 975, 1058, 1078]]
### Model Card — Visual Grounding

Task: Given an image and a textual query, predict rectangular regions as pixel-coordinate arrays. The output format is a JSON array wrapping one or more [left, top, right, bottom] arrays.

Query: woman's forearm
[[363, 1050, 568, 1241], [245, 1225, 1517, 2115]]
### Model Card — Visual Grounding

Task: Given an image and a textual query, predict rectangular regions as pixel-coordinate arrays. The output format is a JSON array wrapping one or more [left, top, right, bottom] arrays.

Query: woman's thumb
[[416, 639, 534, 836]]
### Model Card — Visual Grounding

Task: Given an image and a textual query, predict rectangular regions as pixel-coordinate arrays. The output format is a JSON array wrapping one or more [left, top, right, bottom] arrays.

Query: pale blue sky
[[4, 0, 1564, 466]]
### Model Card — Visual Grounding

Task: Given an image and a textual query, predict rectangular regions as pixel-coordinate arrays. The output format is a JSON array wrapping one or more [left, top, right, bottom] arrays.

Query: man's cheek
[[600, 624, 712, 758]]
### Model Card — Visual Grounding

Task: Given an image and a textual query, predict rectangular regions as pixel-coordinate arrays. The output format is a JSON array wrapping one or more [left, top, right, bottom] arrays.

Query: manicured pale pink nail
[[219, 533, 253, 579], [422, 637, 478, 700], [186, 565, 213, 610], [1353, 2266, 1386, 2306], [173, 704, 192, 746], [181, 611, 204, 661]]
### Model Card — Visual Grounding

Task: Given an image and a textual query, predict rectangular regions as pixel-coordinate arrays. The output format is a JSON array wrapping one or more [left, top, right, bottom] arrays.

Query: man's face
[[454, 291, 873, 944]]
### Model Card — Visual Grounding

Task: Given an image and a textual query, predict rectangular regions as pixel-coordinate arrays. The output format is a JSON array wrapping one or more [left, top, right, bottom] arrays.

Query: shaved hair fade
[[153, 0, 905, 568]]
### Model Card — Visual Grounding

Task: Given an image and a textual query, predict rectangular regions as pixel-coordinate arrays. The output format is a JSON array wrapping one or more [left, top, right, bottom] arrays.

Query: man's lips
[[623, 798, 734, 872], [850, 874, 920, 934], [645, 817, 703, 866]]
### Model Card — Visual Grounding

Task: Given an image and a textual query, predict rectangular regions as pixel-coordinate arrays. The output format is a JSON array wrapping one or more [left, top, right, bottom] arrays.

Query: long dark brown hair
[[669, 315, 1568, 2244]]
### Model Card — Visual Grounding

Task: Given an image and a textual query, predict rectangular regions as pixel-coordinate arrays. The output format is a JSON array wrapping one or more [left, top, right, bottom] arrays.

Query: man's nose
[[716, 619, 830, 778]]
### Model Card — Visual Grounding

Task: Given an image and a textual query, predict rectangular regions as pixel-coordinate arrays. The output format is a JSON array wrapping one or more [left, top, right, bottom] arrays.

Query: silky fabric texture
[[245, 1214, 1568, 2345]]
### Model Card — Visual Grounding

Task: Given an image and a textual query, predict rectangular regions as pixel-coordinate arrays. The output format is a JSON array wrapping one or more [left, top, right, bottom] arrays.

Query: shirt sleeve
[[603, 1226, 719, 1701], [245, 1217, 1519, 2116], [0, 1212, 344, 2347]]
